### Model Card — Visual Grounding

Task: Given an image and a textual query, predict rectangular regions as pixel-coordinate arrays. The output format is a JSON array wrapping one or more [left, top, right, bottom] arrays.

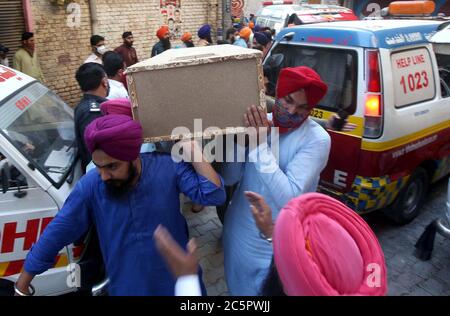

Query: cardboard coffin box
[[126, 45, 266, 142]]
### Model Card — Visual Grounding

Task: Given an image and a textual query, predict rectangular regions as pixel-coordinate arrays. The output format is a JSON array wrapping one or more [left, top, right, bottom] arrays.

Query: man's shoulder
[[75, 96, 102, 117], [14, 48, 26, 58], [303, 119, 331, 143], [76, 169, 101, 194]]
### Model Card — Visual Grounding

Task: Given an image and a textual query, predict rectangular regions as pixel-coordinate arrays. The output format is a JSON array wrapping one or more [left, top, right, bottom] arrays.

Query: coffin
[[126, 44, 265, 142]]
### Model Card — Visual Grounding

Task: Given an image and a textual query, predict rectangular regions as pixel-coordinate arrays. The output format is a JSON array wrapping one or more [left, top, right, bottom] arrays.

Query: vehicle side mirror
[[0, 160, 11, 194]]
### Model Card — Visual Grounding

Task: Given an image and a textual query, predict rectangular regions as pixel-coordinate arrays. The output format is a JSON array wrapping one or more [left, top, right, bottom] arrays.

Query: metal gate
[[0, 0, 26, 66]]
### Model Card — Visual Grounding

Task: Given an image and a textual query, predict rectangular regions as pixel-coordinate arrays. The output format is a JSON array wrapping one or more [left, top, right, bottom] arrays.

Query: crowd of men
[[2, 22, 388, 297]]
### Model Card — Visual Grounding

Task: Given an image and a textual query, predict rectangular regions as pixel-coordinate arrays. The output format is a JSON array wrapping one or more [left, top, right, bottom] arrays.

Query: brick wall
[[31, 0, 223, 107], [31, 0, 92, 106]]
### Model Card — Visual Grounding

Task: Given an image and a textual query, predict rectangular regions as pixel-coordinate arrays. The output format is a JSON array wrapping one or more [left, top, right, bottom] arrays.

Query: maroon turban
[[84, 114, 142, 162], [276, 66, 328, 109], [100, 98, 132, 117]]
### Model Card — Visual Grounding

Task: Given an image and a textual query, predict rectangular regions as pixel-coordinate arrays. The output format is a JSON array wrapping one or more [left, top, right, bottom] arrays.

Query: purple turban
[[84, 114, 142, 162], [100, 98, 133, 117], [254, 32, 270, 46], [197, 24, 211, 39]]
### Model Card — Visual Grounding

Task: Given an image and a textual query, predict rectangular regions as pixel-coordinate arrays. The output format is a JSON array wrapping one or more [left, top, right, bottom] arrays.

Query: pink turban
[[273, 193, 387, 296], [100, 98, 132, 117], [276, 66, 328, 109], [84, 114, 142, 162]]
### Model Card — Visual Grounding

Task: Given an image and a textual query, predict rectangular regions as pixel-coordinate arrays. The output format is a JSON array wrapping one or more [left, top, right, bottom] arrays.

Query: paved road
[[184, 177, 450, 296]]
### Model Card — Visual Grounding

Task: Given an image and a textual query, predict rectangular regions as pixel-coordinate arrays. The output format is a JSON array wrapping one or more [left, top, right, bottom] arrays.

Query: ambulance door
[[0, 160, 71, 296]]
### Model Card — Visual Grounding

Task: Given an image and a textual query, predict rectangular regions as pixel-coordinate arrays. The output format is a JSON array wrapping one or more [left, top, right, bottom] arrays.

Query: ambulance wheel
[[385, 168, 429, 225]]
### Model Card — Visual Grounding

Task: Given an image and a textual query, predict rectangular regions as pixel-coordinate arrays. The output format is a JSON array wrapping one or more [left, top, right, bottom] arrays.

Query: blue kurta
[[222, 118, 331, 296], [24, 152, 226, 296]]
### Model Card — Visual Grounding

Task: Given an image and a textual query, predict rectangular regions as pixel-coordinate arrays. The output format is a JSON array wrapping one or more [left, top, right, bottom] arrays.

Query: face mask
[[235, 35, 241, 41], [272, 99, 309, 134], [96, 45, 108, 55]]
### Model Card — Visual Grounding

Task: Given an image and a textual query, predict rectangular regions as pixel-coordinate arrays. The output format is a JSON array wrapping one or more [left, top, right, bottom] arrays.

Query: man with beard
[[14, 114, 226, 296], [152, 26, 171, 57], [114, 31, 138, 67], [74, 63, 110, 172], [221, 66, 331, 295], [197, 24, 213, 47]]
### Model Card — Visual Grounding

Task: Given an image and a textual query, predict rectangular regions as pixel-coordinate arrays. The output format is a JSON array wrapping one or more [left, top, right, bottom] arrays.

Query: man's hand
[[245, 191, 274, 239], [14, 271, 35, 296], [326, 114, 357, 132], [154, 225, 199, 278], [176, 139, 203, 163], [244, 105, 270, 144]]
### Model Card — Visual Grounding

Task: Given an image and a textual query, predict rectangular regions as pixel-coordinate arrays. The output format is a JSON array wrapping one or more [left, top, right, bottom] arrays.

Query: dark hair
[[122, 31, 133, 39], [21, 32, 34, 41], [102, 51, 124, 77], [0, 44, 9, 53], [226, 27, 237, 40], [90, 35, 105, 46], [260, 257, 286, 296], [75, 63, 106, 92], [217, 40, 229, 45]]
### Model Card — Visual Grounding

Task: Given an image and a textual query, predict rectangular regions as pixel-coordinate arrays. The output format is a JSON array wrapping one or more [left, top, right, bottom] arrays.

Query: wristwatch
[[259, 231, 273, 243]]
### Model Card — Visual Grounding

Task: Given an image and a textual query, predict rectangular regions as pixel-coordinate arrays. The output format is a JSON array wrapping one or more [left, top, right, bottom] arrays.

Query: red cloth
[[100, 98, 132, 117], [273, 193, 387, 296], [84, 114, 142, 162], [276, 66, 328, 109], [157, 26, 169, 40]]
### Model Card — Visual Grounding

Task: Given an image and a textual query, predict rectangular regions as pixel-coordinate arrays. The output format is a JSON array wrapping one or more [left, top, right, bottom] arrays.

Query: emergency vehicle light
[[388, 1, 435, 16], [263, 1, 293, 6], [367, 51, 381, 93], [365, 95, 381, 117]]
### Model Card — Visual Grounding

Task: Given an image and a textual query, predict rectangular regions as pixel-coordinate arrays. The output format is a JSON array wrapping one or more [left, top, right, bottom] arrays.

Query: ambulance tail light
[[364, 50, 383, 138]]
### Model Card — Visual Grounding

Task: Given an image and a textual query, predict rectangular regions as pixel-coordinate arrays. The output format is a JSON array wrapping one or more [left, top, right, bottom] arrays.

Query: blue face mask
[[273, 99, 309, 133]]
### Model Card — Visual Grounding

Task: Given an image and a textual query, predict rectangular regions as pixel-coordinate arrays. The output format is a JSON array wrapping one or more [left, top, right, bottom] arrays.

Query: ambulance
[[264, 1, 450, 224], [0, 65, 99, 295], [255, 1, 358, 34]]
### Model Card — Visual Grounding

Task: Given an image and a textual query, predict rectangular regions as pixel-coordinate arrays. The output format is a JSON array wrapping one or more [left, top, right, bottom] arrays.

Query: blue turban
[[254, 32, 270, 46], [198, 24, 211, 39]]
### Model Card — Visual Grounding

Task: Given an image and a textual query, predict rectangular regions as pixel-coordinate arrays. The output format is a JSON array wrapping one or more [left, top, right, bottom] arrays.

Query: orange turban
[[239, 27, 252, 41], [181, 32, 192, 42], [156, 26, 169, 40]]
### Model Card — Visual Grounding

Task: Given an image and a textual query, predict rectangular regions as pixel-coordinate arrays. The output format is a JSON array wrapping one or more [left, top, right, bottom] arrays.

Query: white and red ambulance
[[265, 1, 450, 224], [0, 65, 97, 295]]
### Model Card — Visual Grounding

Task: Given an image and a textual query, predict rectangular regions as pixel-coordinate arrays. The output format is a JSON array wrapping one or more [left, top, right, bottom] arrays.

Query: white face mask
[[235, 35, 241, 41], [96, 45, 108, 55]]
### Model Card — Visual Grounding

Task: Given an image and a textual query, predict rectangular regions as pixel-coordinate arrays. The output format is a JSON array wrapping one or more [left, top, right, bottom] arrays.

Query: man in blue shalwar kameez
[[14, 114, 226, 296]]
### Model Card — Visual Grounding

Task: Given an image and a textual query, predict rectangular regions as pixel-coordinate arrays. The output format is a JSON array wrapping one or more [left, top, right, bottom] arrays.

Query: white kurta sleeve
[[220, 142, 247, 186], [249, 132, 331, 213], [175, 275, 202, 296]]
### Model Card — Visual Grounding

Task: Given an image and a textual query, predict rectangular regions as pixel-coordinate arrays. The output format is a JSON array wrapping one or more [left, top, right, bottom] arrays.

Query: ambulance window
[[0, 82, 76, 188], [268, 44, 357, 114], [390, 48, 436, 107], [436, 53, 450, 98], [0, 155, 28, 191]]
